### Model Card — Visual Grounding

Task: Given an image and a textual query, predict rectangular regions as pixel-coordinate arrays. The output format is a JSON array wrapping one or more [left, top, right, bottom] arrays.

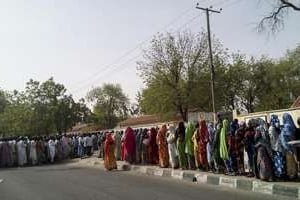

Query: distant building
[[188, 108, 232, 123], [118, 114, 182, 129], [118, 109, 232, 129]]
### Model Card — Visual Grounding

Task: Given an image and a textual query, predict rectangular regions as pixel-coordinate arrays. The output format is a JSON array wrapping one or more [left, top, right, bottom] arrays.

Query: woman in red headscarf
[[104, 133, 117, 170], [199, 120, 209, 170], [123, 127, 136, 164], [157, 124, 169, 168]]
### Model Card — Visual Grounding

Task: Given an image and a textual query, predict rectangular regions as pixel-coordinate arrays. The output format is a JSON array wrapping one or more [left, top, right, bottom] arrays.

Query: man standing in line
[[82, 134, 88, 158], [86, 133, 93, 157]]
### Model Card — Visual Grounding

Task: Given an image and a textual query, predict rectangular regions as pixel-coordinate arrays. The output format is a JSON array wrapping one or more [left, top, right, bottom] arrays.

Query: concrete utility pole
[[196, 3, 221, 124]]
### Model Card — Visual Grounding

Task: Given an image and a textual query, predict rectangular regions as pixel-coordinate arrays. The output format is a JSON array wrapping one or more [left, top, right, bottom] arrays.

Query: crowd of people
[[0, 133, 100, 167], [1, 112, 300, 182], [103, 113, 300, 182]]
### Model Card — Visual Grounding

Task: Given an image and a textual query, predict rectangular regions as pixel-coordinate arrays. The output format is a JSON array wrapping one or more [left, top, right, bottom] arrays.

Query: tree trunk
[[178, 105, 188, 122]]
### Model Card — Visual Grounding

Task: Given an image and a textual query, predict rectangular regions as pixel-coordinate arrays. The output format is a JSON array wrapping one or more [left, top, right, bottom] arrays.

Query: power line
[[69, 6, 195, 90], [70, 53, 142, 94], [70, 12, 205, 95], [212, 0, 230, 7], [222, 0, 244, 8], [174, 13, 203, 31], [96, 13, 205, 81], [212, 0, 244, 9], [70, 2, 232, 96]]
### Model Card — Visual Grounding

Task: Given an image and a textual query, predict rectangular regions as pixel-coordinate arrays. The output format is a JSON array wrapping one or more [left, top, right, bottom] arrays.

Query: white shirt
[[86, 136, 93, 147]]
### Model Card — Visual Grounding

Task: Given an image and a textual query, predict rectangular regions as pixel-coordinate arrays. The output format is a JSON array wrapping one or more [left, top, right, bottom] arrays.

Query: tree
[[240, 57, 275, 112], [0, 78, 89, 136], [0, 89, 7, 113], [137, 31, 227, 121], [0, 91, 32, 136], [217, 53, 248, 112], [222, 47, 300, 113], [86, 83, 129, 129], [258, 0, 300, 32], [128, 103, 141, 116]]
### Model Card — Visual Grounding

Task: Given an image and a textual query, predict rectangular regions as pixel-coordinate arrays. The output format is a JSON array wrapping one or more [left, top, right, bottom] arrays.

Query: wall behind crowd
[[234, 107, 300, 127]]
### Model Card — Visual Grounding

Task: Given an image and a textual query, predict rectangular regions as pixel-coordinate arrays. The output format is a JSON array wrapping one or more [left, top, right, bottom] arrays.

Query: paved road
[[0, 164, 295, 200]]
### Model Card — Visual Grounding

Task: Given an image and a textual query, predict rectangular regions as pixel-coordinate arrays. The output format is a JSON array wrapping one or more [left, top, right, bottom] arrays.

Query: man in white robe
[[48, 137, 56, 163], [29, 139, 37, 165], [17, 138, 27, 166]]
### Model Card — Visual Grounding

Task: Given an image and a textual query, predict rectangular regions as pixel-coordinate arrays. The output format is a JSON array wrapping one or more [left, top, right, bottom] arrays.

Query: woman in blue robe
[[255, 119, 273, 181], [280, 113, 297, 179], [268, 114, 285, 179]]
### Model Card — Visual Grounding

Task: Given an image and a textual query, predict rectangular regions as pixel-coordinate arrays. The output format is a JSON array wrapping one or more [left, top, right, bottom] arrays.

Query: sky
[[0, 0, 299, 103]]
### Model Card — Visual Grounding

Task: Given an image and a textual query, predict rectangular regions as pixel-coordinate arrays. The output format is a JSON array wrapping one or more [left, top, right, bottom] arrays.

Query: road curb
[[130, 165, 300, 199]]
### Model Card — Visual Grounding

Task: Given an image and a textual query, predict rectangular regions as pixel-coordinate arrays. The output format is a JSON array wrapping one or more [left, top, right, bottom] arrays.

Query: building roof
[[119, 114, 182, 128], [71, 123, 103, 132], [291, 96, 300, 108]]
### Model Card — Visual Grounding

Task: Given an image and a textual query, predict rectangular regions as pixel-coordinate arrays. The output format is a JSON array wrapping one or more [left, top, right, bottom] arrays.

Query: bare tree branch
[[258, 0, 300, 33], [280, 0, 300, 10]]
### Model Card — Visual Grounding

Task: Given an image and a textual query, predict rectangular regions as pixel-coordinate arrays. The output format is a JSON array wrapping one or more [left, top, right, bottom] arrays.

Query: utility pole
[[196, 3, 221, 124]]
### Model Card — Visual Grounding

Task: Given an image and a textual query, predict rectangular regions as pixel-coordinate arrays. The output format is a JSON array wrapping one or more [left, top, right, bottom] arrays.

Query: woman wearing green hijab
[[220, 119, 231, 174], [176, 121, 188, 170], [185, 122, 196, 170]]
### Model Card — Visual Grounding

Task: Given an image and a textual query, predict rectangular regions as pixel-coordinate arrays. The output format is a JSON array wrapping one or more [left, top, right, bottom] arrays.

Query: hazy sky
[[0, 0, 299, 102]]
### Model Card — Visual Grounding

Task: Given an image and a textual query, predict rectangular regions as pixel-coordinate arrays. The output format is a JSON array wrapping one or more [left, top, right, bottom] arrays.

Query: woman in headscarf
[[36, 136, 46, 164], [135, 129, 143, 164], [228, 119, 239, 175], [199, 120, 209, 170], [185, 122, 196, 170], [167, 125, 179, 169], [235, 122, 246, 175], [280, 113, 298, 180], [120, 131, 125, 161], [113, 131, 122, 161], [207, 122, 215, 171], [269, 115, 285, 179], [244, 119, 256, 177], [141, 129, 150, 164], [220, 119, 231, 174], [192, 123, 200, 169], [148, 127, 159, 165], [123, 127, 136, 164], [104, 132, 117, 170], [176, 121, 187, 169], [255, 120, 273, 181], [213, 113, 222, 173], [157, 124, 169, 168]]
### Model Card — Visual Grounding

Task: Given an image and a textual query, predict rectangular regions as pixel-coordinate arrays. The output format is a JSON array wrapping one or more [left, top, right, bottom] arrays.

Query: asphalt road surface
[[0, 164, 295, 200]]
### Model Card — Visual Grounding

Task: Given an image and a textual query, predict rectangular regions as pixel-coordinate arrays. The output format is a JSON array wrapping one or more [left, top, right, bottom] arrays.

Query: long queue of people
[[1, 112, 299, 182], [0, 133, 100, 167], [103, 113, 300, 182]]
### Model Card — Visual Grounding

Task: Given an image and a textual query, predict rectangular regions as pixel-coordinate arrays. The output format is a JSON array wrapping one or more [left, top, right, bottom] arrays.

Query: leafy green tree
[[86, 83, 129, 129], [216, 53, 248, 112], [220, 47, 300, 113], [0, 91, 32, 136], [0, 78, 90, 136], [137, 31, 227, 121], [0, 89, 7, 113]]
